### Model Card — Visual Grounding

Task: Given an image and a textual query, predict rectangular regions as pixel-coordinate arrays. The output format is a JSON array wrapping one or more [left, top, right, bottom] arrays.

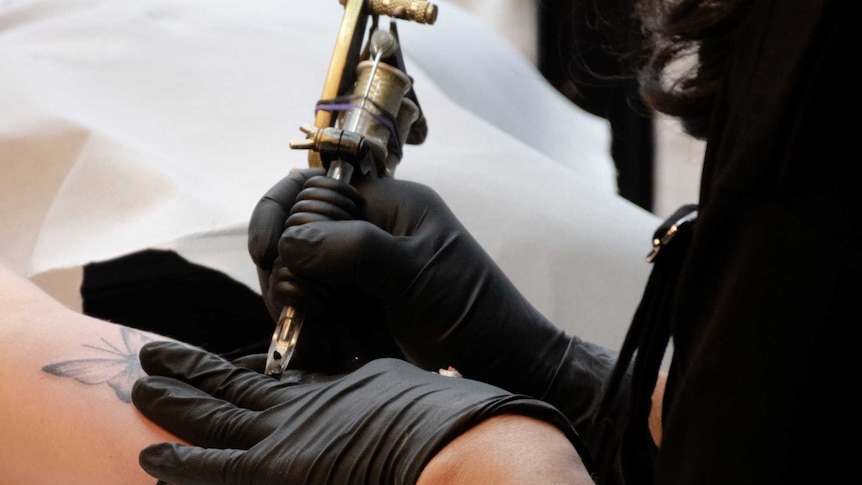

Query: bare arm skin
[[652, 371, 666, 446], [0, 261, 183, 485], [420, 369, 668, 485], [418, 414, 597, 485]]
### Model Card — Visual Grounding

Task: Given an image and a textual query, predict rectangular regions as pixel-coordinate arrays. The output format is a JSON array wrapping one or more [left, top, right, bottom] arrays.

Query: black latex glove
[[250, 168, 359, 320], [249, 168, 400, 373], [132, 341, 587, 485], [249, 169, 614, 406], [249, 169, 628, 479]]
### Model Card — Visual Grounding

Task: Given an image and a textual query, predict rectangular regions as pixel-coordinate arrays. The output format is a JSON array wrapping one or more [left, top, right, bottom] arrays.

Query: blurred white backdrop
[[448, 0, 704, 219]]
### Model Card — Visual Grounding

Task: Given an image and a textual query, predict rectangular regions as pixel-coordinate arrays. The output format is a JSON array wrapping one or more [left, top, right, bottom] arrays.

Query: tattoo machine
[[265, 0, 438, 376]]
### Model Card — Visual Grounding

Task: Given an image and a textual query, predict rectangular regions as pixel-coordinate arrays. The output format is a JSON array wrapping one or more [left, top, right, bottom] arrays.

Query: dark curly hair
[[548, 0, 750, 139], [634, 0, 750, 138]]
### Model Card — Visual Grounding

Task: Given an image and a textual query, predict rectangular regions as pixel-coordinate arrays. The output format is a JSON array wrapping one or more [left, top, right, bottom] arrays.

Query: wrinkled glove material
[[133, 341, 589, 485]]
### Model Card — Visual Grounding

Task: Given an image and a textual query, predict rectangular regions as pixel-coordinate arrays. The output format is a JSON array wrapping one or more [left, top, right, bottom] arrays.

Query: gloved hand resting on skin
[[248, 169, 619, 426], [132, 341, 593, 485]]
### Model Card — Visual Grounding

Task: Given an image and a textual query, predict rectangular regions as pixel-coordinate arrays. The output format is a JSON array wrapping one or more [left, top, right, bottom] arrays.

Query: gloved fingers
[[287, 191, 361, 226], [286, 175, 363, 226], [139, 443, 249, 485], [281, 220, 418, 301], [267, 263, 333, 313], [248, 168, 325, 270], [230, 353, 267, 373], [351, 176, 452, 231], [132, 376, 270, 449], [301, 174, 364, 204], [256, 266, 272, 294], [286, 209, 349, 226], [278, 368, 343, 384], [248, 197, 289, 271], [137, 342, 287, 409], [229, 353, 342, 386]]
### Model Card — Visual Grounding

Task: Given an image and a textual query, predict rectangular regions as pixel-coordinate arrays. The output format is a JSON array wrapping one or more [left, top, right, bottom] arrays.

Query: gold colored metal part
[[290, 124, 367, 160], [338, 0, 438, 24], [645, 210, 698, 263], [388, 96, 419, 176], [337, 60, 413, 173], [310, 0, 437, 169], [310, 0, 369, 167]]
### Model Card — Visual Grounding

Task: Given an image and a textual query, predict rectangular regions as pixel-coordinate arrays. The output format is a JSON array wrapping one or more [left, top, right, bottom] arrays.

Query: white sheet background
[[0, 0, 660, 349]]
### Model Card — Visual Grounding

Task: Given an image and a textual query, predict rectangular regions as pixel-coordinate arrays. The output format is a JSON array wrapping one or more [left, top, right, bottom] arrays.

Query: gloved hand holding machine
[[126, 1, 659, 482], [265, 0, 438, 376]]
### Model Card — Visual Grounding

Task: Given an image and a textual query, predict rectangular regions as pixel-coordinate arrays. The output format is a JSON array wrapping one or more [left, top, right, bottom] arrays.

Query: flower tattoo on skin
[[42, 326, 153, 403]]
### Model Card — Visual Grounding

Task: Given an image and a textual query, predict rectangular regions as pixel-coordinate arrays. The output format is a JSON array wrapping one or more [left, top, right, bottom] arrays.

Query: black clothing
[[656, 1, 856, 484], [564, 1, 856, 483], [538, 0, 655, 211], [81, 250, 272, 358], [82, 249, 401, 370]]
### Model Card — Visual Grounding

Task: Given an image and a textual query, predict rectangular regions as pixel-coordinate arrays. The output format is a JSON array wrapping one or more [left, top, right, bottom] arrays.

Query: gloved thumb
[[140, 442, 245, 485], [280, 220, 418, 305]]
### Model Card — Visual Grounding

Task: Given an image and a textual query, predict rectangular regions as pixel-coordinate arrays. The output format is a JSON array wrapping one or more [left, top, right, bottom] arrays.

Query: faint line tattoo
[[42, 326, 153, 403]]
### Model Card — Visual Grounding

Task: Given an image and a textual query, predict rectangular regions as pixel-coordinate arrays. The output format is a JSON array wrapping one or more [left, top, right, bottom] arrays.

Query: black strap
[[595, 204, 697, 485]]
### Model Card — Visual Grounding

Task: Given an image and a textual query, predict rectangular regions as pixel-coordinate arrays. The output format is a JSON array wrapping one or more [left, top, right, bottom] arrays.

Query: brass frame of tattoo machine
[[265, 0, 438, 376]]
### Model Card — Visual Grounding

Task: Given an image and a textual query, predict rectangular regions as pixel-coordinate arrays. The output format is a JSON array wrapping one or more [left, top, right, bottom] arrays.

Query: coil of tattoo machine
[[265, 0, 438, 376]]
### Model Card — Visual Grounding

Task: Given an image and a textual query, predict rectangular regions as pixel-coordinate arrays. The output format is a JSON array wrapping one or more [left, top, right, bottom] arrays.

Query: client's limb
[[418, 414, 594, 485], [0, 261, 183, 485]]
